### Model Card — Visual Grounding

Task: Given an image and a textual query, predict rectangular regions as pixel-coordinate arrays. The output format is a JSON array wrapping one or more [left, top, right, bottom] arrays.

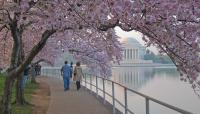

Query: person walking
[[61, 61, 71, 91], [73, 61, 84, 90], [30, 64, 37, 83], [21, 66, 30, 88], [35, 64, 39, 75], [38, 64, 41, 75]]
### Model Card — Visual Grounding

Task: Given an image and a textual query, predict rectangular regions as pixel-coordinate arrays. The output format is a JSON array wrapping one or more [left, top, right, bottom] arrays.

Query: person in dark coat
[[22, 66, 30, 88]]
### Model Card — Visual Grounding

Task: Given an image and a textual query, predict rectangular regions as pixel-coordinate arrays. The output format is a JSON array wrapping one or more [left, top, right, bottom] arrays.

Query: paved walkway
[[39, 77, 113, 114]]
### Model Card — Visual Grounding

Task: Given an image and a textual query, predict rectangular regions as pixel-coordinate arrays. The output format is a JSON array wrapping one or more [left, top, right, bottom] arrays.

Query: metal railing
[[41, 67, 194, 114], [82, 73, 194, 114]]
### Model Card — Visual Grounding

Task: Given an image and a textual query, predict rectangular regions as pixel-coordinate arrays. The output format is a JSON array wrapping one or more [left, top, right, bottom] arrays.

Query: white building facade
[[116, 37, 152, 65]]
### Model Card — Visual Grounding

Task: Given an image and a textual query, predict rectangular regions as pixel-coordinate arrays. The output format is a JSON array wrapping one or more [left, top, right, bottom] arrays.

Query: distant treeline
[[144, 50, 173, 64]]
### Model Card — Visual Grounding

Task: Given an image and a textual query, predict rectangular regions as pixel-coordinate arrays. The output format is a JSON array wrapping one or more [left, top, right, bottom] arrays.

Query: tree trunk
[[30, 66, 36, 84], [15, 32, 26, 105], [1, 20, 20, 113], [15, 74, 25, 105], [0, 19, 21, 114], [0, 28, 56, 114], [0, 76, 15, 114]]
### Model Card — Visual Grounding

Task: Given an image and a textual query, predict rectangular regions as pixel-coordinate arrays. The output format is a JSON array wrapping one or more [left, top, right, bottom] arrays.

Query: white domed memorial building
[[113, 37, 153, 66]]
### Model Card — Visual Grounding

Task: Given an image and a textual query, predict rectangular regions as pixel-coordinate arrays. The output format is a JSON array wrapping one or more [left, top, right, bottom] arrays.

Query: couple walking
[[61, 61, 83, 91]]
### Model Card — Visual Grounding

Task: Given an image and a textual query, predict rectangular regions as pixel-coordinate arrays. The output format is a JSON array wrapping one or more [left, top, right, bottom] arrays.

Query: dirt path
[[32, 77, 50, 114]]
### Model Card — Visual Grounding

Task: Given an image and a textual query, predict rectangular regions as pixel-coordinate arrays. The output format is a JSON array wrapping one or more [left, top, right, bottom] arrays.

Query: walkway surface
[[39, 76, 113, 114]]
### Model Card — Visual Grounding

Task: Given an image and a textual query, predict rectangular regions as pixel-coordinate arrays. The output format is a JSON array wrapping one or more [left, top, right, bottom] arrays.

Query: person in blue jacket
[[61, 61, 71, 91]]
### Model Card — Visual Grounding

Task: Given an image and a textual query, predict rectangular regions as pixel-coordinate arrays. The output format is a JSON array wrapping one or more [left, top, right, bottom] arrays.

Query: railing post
[[90, 75, 92, 93], [124, 88, 128, 114], [45, 69, 47, 76], [90, 75, 92, 89], [112, 81, 116, 114], [103, 78, 106, 104], [96, 76, 98, 98], [85, 73, 87, 89], [47, 69, 48, 76], [146, 98, 149, 114], [41, 68, 43, 76], [59, 69, 62, 79]]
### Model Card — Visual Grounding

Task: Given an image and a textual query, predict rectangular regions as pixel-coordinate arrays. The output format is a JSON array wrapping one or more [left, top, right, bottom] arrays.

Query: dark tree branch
[[0, 24, 6, 31], [32, 59, 53, 66], [97, 19, 119, 31], [15, 29, 56, 76], [177, 19, 199, 23], [19, 21, 36, 32], [9, 20, 21, 70], [0, 9, 12, 22], [141, 25, 187, 64]]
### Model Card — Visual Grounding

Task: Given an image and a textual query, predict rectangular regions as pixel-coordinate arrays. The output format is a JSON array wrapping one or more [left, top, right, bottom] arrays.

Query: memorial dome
[[121, 37, 143, 48]]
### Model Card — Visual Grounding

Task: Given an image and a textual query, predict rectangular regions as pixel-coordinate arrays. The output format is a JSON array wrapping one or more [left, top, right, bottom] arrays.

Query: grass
[[0, 73, 39, 114], [0, 73, 5, 98]]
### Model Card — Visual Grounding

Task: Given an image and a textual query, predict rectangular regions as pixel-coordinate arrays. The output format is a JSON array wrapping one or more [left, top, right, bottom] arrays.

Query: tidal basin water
[[41, 66, 200, 114], [108, 66, 200, 114]]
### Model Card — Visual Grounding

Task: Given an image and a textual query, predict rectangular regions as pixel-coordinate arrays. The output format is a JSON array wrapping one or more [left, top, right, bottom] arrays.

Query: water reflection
[[154, 67, 179, 78], [112, 67, 155, 90], [112, 67, 180, 91], [111, 67, 200, 114]]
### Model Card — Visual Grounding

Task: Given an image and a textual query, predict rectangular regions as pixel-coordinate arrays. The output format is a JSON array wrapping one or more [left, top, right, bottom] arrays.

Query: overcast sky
[[115, 27, 159, 54]]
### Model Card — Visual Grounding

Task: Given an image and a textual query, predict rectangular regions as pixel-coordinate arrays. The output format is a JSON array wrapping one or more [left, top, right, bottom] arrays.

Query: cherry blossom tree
[[0, 1, 122, 113]]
